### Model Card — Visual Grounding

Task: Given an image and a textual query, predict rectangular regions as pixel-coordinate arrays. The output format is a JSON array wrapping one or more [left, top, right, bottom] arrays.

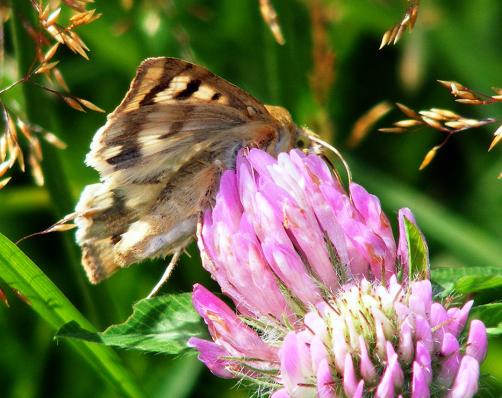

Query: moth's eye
[[296, 137, 307, 149]]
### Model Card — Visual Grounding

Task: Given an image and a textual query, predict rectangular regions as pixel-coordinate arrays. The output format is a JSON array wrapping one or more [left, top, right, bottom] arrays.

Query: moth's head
[[265, 105, 322, 154], [295, 126, 323, 154]]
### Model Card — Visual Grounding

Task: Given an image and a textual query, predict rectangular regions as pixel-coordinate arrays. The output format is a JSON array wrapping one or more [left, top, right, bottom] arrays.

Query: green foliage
[[404, 217, 429, 281], [57, 293, 206, 354], [471, 304, 502, 335], [0, 233, 145, 398], [432, 266, 502, 294]]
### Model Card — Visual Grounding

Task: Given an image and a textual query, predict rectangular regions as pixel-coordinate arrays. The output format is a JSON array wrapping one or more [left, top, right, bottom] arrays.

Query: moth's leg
[[147, 247, 183, 298]]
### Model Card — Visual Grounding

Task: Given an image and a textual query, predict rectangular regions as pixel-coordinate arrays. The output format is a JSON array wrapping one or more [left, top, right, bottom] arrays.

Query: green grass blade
[[0, 233, 146, 398]]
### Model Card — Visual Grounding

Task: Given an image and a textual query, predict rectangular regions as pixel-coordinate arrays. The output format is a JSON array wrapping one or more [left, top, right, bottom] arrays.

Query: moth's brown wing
[[76, 57, 282, 283], [86, 57, 274, 185]]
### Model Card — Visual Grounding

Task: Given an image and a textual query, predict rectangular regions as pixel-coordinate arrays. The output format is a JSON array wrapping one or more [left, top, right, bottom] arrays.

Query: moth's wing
[[76, 57, 281, 283], [75, 158, 220, 283], [86, 57, 275, 185]]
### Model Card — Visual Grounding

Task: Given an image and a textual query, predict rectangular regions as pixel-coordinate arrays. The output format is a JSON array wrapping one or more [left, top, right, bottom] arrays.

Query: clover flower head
[[189, 149, 487, 398]]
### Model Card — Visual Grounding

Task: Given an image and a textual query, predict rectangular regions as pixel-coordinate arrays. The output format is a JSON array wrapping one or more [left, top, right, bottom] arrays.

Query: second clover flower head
[[189, 149, 487, 398]]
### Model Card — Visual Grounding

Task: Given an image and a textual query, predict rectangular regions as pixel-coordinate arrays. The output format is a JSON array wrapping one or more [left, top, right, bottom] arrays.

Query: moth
[[74, 57, 323, 295]]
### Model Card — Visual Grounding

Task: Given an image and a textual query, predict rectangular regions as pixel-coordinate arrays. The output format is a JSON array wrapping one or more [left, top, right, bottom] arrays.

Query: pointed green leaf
[[57, 293, 207, 354], [470, 303, 502, 335], [404, 217, 429, 281], [0, 233, 145, 398]]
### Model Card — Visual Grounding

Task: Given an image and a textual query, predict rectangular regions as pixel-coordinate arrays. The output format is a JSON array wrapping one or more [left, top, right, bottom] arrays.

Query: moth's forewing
[[76, 57, 298, 283]]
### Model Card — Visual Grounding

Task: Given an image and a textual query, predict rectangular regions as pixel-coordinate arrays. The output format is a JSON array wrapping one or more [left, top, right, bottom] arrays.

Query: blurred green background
[[1, 0, 501, 397]]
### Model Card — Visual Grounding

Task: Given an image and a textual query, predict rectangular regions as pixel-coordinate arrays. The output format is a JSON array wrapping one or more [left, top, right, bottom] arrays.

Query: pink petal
[[411, 361, 430, 398], [271, 388, 290, 398], [359, 336, 377, 383], [262, 242, 321, 305], [441, 333, 460, 356], [410, 280, 432, 318], [317, 358, 337, 398], [415, 341, 432, 385], [446, 301, 473, 337], [447, 356, 480, 398], [279, 332, 314, 396], [310, 335, 329, 374], [466, 320, 488, 363], [188, 338, 234, 378], [437, 333, 461, 387], [192, 284, 276, 360], [430, 303, 448, 353], [343, 354, 359, 397], [415, 315, 433, 353], [398, 320, 414, 365]]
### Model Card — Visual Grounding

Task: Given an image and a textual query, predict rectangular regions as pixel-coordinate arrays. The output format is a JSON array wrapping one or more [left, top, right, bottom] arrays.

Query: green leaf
[[57, 293, 206, 354], [404, 217, 429, 281], [0, 233, 145, 398], [470, 303, 502, 335], [432, 267, 502, 293]]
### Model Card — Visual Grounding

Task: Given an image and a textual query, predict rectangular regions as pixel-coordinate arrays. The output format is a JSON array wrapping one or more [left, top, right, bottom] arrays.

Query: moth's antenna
[[307, 134, 352, 184], [16, 212, 77, 244]]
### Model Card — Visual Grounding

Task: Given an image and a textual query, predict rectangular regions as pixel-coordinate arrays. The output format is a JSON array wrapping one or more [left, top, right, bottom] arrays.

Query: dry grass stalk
[[0, 1, 104, 188], [380, 0, 419, 49], [380, 102, 495, 170], [308, 0, 336, 105], [347, 101, 392, 148], [438, 80, 502, 176], [259, 0, 285, 45], [438, 80, 502, 106], [1, 1, 102, 103], [0, 104, 67, 189]]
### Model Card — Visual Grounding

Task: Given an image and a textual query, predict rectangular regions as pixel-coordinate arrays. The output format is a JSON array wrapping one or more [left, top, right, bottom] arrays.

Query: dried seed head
[[488, 125, 502, 152], [0, 177, 12, 189], [63, 96, 85, 112], [421, 116, 445, 130], [430, 108, 459, 119], [29, 154, 44, 186], [77, 98, 105, 113], [455, 99, 485, 105], [419, 147, 437, 170], [348, 101, 392, 148], [419, 110, 447, 121], [70, 9, 101, 27], [16, 145, 25, 172], [378, 127, 406, 134], [380, 1, 420, 49], [52, 68, 70, 92], [393, 119, 423, 128], [0, 160, 10, 178], [0, 135, 7, 162], [42, 42, 60, 63], [43, 132, 67, 149], [396, 102, 420, 119], [45, 7, 62, 26], [35, 60, 60, 75], [259, 0, 285, 45]]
